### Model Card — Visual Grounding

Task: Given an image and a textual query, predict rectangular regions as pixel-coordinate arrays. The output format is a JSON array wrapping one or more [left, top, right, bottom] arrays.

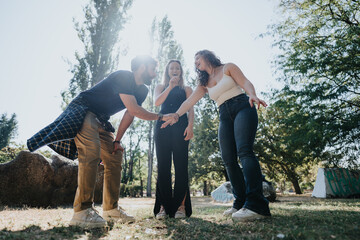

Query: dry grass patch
[[0, 195, 359, 239]]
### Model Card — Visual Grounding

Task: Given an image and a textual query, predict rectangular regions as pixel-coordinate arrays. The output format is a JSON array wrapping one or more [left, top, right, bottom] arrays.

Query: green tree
[[119, 118, 148, 197], [144, 15, 185, 197], [269, 0, 360, 168], [61, 0, 133, 107], [0, 113, 17, 149], [0, 144, 34, 164], [122, 119, 146, 184], [255, 87, 338, 194], [188, 95, 226, 195]]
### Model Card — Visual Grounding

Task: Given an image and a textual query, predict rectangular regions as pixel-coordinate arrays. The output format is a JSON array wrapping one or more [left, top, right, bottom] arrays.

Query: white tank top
[[207, 74, 245, 106]]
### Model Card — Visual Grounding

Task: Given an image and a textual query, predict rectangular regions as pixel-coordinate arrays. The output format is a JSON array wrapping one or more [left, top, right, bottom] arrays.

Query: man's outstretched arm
[[120, 94, 159, 120], [119, 93, 176, 121]]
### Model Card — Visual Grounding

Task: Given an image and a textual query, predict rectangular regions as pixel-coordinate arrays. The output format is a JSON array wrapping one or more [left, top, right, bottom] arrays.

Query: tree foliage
[[0, 113, 17, 149], [141, 15, 185, 196], [255, 87, 340, 193], [120, 118, 148, 197], [62, 0, 133, 107], [188, 95, 226, 194], [270, 0, 360, 168], [122, 119, 147, 184]]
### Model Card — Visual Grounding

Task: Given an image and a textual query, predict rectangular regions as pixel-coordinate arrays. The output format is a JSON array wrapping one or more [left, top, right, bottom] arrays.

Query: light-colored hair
[[163, 59, 184, 88]]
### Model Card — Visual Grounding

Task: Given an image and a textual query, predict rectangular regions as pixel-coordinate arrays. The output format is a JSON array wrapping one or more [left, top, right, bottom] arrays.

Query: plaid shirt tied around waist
[[27, 96, 115, 160]]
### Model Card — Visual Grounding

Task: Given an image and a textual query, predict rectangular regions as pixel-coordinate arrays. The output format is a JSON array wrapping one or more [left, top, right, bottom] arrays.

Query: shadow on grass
[[161, 216, 268, 240], [159, 205, 360, 240], [0, 224, 110, 240]]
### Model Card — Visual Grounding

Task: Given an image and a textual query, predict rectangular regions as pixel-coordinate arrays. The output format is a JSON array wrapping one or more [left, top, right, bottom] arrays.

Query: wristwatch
[[157, 113, 163, 121]]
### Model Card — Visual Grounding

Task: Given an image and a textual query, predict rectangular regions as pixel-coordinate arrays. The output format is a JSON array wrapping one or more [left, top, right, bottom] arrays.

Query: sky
[[0, 0, 280, 145]]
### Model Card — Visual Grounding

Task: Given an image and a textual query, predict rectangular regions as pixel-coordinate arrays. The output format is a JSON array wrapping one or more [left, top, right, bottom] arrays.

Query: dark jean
[[218, 94, 271, 216]]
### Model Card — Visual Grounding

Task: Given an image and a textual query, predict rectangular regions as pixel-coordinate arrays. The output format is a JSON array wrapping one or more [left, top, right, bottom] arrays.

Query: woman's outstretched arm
[[161, 84, 206, 128]]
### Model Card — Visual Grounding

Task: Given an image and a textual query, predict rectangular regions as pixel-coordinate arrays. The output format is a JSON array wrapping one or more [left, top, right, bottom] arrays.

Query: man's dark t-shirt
[[79, 70, 148, 117]]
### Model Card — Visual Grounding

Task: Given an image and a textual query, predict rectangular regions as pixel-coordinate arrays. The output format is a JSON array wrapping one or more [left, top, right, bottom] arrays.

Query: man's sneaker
[[103, 207, 135, 223], [174, 205, 186, 219], [232, 208, 267, 222], [156, 206, 167, 220], [69, 207, 107, 229], [223, 207, 238, 217]]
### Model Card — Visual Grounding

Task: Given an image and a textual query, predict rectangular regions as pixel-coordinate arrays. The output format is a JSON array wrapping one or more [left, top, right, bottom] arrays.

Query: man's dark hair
[[131, 55, 157, 72]]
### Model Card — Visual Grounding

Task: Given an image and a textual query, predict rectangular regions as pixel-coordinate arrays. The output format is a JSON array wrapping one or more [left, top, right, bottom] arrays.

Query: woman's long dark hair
[[195, 50, 223, 86]]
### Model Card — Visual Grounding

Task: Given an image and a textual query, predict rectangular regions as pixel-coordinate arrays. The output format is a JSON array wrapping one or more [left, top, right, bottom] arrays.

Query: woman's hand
[[169, 76, 179, 89], [248, 95, 268, 109], [183, 125, 194, 141], [161, 113, 179, 128]]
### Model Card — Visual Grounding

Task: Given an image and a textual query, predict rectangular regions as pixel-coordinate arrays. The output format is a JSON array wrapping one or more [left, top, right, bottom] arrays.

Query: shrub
[[120, 184, 143, 197]]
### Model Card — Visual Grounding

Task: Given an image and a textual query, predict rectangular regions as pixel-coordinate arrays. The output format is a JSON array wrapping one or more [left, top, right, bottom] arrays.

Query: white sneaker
[[103, 206, 135, 223], [232, 208, 267, 222], [69, 207, 107, 229], [156, 206, 167, 220], [174, 205, 186, 219], [223, 207, 238, 217]]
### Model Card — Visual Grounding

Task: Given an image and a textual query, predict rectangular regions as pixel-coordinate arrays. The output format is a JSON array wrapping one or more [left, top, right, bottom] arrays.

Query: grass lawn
[[0, 194, 359, 239]]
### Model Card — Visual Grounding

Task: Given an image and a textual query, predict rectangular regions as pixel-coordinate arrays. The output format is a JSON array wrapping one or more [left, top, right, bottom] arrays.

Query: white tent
[[312, 168, 360, 198]]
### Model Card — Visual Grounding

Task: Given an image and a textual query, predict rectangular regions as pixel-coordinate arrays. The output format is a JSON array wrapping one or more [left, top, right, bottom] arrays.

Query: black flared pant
[[153, 118, 192, 217]]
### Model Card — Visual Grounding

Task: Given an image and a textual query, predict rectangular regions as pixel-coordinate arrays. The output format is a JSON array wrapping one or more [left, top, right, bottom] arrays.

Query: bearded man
[[27, 55, 174, 228]]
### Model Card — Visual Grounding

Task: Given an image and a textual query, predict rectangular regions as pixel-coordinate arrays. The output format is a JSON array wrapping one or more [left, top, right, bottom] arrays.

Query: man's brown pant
[[73, 112, 122, 212]]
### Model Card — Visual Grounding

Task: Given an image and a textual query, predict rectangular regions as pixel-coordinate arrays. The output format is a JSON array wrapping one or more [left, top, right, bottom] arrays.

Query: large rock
[[211, 180, 277, 203], [0, 151, 104, 207]]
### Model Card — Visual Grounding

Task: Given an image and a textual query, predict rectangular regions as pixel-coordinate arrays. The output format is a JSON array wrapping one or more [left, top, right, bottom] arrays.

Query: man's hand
[[161, 113, 179, 128], [112, 141, 124, 155]]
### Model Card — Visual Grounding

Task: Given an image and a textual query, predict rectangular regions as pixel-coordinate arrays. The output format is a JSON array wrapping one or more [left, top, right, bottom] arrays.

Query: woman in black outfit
[[153, 60, 194, 219]]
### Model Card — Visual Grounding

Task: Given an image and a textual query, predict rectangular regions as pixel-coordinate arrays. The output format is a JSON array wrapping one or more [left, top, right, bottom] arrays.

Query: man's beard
[[141, 69, 152, 86]]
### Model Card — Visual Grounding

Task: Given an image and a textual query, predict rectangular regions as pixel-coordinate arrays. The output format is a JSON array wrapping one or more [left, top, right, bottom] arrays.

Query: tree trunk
[[122, 147, 128, 184], [146, 121, 154, 197], [146, 77, 156, 197], [146, 152, 153, 196], [291, 178, 302, 194], [139, 152, 143, 197], [140, 178, 144, 197], [203, 181, 208, 196], [128, 158, 134, 183], [127, 146, 134, 183], [287, 171, 302, 194]]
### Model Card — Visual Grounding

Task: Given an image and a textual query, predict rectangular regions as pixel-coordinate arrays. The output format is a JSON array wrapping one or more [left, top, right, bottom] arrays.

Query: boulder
[[211, 180, 277, 203], [210, 182, 234, 203], [0, 151, 104, 207], [262, 181, 277, 202]]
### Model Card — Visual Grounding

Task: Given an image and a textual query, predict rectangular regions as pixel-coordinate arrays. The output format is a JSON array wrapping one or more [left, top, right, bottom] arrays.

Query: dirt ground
[[0, 194, 311, 231]]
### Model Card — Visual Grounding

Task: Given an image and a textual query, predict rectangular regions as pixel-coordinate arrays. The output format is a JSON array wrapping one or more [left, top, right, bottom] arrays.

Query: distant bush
[[120, 184, 143, 197], [0, 146, 23, 164]]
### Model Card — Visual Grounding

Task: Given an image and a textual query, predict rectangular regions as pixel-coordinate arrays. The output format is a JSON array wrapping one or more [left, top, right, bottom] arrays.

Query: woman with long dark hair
[[153, 59, 194, 219], [162, 50, 271, 222]]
